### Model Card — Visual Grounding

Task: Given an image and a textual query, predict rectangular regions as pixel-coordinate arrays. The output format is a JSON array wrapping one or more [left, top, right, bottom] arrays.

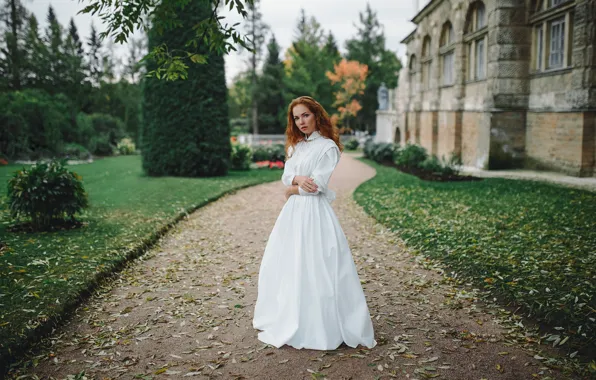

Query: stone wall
[[395, 0, 596, 176]]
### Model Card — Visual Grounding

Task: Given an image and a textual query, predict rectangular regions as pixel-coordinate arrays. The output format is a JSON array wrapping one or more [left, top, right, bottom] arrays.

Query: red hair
[[285, 96, 343, 159]]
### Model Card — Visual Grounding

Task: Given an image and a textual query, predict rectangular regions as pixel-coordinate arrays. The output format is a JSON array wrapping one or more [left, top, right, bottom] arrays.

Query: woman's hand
[[293, 175, 318, 193], [285, 185, 298, 200]]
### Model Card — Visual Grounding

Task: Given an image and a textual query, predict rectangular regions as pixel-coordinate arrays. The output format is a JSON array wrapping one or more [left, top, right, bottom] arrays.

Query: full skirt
[[252, 194, 376, 350]]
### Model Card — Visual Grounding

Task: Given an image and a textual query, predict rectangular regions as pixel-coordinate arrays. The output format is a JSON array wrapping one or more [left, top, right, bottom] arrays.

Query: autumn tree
[[326, 59, 368, 130]]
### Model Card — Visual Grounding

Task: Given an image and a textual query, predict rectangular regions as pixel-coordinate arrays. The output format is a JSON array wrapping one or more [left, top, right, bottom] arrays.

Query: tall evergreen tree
[[142, 0, 230, 177], [0, 0, 28, 90], [256, 35, 286, 134], [87, 23, 102, 86], [284, 10, 335, 113], [125, 37, 146, 83], [243, 0, 268, 134], [44, 5, 65, 94], [345, 3, 402, 133], [63, 18, 89, 123]]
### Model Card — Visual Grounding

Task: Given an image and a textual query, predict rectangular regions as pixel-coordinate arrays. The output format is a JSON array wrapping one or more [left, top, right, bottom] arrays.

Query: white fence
[[237, 132, 371, 147]]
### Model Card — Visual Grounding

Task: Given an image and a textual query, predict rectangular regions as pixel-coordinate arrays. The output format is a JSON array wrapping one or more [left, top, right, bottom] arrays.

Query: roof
[[411, 0, 444, 24]]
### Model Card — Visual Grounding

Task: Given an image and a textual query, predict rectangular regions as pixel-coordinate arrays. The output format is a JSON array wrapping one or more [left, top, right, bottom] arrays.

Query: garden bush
[[231, 144, 253, 170], [394, 143, 428, 168], [252, 144, 285, 162], [7, 160, 89, 230], [363, 138, 376, 159], [141, 0, 230, 177], [345, 138, 360, 151], [62, 143, 92, 160], [117, 138, 136, 155], [372, 142, 398, 163]]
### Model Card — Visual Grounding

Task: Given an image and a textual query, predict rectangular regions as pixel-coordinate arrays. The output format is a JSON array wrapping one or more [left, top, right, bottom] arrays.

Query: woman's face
[[292, 104, 316, 136]]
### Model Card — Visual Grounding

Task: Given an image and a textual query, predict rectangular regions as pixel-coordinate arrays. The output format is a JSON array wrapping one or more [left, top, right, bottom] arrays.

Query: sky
[[27, 0, 431, 85]]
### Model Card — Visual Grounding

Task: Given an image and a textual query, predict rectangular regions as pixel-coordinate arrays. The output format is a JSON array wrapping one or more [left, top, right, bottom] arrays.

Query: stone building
[[391, 0, 595, 176]]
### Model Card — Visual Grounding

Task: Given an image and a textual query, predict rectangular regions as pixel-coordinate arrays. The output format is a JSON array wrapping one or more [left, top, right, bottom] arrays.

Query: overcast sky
[[28, 0, 431, 85]]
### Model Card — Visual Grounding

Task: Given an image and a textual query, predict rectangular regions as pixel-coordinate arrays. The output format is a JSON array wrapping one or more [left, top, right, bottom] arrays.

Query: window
[[549, 17, 565, 68], [535, 26, 543, 70], [443, 52, 454, 85], [476, 39, 485, 79], [531, 1, 574, 72], [440, 22, 455, 86], [409, 55, 417, 73], [421, 36, 432, 90], [464, 2, 488, 81]]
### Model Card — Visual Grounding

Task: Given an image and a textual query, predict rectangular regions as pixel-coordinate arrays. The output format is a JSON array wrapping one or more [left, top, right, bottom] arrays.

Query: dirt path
[[12, 155, 574, 380]]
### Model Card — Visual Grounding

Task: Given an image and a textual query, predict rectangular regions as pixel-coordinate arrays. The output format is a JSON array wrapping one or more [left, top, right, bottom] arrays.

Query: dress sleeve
[[298, 144, 340, 197], [281, 146, 295, 186]]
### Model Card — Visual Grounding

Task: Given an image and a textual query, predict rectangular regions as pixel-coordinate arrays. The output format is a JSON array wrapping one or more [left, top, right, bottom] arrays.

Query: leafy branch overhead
[[78, 0, 255, 80]]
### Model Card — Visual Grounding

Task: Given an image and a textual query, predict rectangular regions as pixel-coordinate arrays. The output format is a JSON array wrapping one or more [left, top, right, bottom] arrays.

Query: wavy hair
[[285, 96, 343, 159]]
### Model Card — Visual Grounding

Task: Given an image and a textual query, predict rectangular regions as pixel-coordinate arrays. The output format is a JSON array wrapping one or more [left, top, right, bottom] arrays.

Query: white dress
[[253, 131, 376, 350]]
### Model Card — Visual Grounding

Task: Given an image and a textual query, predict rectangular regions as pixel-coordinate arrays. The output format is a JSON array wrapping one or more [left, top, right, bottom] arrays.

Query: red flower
[[0, 159, 8, 166]]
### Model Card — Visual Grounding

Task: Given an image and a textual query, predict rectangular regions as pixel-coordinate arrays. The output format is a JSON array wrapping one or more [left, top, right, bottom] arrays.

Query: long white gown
[[253, 131, 376, 350]]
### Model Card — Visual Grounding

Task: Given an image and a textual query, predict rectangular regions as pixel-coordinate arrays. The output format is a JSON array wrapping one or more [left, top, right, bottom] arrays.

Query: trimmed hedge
[[141, 1, 230, 177]]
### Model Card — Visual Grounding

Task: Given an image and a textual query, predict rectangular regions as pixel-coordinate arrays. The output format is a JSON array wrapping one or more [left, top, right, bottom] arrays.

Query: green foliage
[[251, 144, 285, 162], [394, 144, 428, 168], [363, 140, 398, 163], [372, 142, 397, 163], [256, 35, 287, 134], [0, 89, 71, 159], [117, 138, 136, 155], [62, 143, 91, 160], [230, 144, 253, 170], [284, 10, 340, 113], [7, 160, 89, 229], [355, 159, 596, 352], [345, 138, 360, 151], [142, 0, 230, 177], [78, 113, 126, 156], [345, 4, 403, 133], [0, 155, 280, 371], [78, 0, 254, 81]]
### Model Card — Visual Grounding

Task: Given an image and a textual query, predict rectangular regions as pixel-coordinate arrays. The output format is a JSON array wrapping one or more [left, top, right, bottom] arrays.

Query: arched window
[[531, 0, 574, 72], [440, 22, 455, 86], [421, 36, 432, 90], [464, 1, 488, 81], [409, 54, 417, 72]]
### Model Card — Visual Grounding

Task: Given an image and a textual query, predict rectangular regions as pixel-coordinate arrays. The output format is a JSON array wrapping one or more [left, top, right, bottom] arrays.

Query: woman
[[252, 96, 376, 350]]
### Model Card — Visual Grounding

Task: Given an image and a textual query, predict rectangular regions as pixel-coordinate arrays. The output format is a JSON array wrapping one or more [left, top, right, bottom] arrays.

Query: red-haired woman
[[253, 96, 376, 350]]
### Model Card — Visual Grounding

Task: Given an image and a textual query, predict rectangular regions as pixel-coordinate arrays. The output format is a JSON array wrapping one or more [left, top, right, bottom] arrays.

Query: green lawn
[[355, 159, 596, 353], [0, 156, 280, 366]]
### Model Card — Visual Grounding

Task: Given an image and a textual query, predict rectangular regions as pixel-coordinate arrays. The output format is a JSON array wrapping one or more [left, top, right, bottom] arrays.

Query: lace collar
[[305, 130, 322, 142]]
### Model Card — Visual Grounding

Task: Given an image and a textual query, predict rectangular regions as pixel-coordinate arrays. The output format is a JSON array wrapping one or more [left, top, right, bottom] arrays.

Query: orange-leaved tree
[[326, 59, 368, 129]]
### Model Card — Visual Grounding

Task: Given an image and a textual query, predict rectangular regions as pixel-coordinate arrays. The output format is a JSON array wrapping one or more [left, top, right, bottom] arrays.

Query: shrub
[[231, 144, 253, 170], [372, 142, 397, 163], [62, 143, 92, 160], [345, 138, 359, 151], [117, 137, 136, 155], [251, 144, 285, 162], [7, 160, 89, 229], [363, 138, 376, 159], [394, 144, 428, 169], [141, 0, 230, 177]]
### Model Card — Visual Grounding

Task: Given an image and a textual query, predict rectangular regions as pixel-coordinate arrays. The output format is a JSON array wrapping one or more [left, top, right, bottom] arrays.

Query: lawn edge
[[0, 176, 279, 376]]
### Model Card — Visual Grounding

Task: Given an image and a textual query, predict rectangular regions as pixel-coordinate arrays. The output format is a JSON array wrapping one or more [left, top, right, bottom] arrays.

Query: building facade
[[394, 0, 596, 176]]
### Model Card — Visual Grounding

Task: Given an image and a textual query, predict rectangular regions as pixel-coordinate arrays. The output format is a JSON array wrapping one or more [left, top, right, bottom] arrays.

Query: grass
[[354, 159, 596, 356], [0, 155, 281, 369]]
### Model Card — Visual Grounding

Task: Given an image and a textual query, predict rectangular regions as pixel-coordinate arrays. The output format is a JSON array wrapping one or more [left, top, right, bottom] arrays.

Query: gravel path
[[13, 155, 574, 380]]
